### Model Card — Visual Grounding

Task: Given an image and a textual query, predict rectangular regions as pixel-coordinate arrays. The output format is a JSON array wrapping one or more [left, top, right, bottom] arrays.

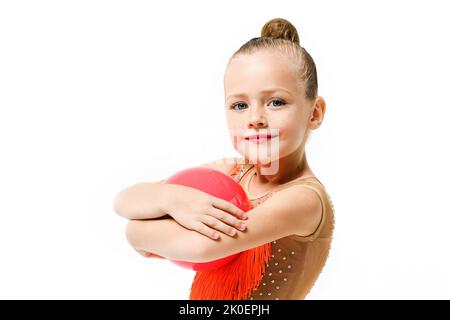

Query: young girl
[[114, 18, 335, 300]]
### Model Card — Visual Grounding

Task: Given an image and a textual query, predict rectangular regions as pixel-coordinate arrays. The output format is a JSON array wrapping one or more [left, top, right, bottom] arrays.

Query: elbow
[[112, 182, 156, 219], [125, 220, 148, 253], [125, 220, 138, 248], [114, 189, 134, 219], [113, 191, 125, 218]]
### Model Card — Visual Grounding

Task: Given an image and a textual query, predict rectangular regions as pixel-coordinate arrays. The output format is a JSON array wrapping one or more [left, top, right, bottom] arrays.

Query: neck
[[252, 147, 311, 186]]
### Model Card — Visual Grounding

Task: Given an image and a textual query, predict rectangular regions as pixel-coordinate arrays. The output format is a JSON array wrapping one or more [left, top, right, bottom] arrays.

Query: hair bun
[[261, 18, 300, 45]]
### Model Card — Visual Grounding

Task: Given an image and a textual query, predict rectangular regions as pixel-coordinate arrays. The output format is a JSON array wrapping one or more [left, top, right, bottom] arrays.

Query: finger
[[208, 207, 246, 232], [212, 198, 247, 220], [200, 215, 239, 237], [195, 221, 221, 240]]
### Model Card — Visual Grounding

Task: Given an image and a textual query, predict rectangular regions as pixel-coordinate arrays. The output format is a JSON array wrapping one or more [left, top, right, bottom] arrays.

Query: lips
[[244, 134, 278, 144], [245, 134, 274, 140]]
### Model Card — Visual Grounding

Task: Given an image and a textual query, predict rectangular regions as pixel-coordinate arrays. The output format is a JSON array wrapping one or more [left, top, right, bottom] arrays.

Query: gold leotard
[[228, 160, 335, 300]]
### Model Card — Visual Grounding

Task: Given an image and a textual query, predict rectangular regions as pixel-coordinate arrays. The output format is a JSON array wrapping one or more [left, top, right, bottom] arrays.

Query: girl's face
[[224, 50, 313, 165]]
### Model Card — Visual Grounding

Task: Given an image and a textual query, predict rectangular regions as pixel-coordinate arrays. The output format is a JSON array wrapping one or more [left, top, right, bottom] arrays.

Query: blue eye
[[229, 99, 286, 110], [230, 102, 247, 110], [268, 99, 286, 107]]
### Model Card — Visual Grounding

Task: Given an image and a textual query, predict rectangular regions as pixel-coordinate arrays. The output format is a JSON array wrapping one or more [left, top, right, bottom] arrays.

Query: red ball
[[165, 166, 252, 271]]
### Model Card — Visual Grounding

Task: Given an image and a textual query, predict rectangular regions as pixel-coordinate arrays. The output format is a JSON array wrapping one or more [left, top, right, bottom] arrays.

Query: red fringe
[[189, 242, 272, 300]]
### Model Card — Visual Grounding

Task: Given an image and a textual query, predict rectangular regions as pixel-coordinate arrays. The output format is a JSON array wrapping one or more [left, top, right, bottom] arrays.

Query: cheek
[[225, 112, 239, 128], [278, 121, 307, 150], [225, 118, 243, 149]]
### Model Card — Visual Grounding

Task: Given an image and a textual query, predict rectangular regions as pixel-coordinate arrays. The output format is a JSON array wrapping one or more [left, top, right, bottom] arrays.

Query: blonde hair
[[229, 18, 318, 102]]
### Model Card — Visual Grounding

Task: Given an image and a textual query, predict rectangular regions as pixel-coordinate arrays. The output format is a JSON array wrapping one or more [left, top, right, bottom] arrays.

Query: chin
[[237, 138, 282, 161]]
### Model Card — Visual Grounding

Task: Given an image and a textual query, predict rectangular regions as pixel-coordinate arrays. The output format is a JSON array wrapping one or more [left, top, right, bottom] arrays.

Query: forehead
[[224, 51, 299, 95]]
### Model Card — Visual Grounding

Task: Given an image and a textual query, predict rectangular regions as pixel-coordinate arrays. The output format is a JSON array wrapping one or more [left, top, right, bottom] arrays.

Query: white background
[[1, 0, 449, 299]]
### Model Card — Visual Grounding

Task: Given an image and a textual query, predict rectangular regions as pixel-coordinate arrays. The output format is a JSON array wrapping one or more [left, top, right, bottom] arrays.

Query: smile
[[245, 135, 278, 143]]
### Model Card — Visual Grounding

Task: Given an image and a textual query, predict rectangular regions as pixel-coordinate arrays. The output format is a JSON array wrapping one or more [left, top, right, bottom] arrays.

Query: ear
[[307, 96, 326, 130]]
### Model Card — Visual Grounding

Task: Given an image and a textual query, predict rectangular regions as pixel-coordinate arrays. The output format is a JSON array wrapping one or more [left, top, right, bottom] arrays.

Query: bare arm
[[113, 180, 169, 220], [126, 219, 208, 262], [113, 157, 239, 221], [126, 185, 324, 262]]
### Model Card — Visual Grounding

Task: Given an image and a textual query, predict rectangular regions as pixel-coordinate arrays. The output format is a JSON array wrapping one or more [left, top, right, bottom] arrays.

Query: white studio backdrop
[[0, 0, 449, 299]]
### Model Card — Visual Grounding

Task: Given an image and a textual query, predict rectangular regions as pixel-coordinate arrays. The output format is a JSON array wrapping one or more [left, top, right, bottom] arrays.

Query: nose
[[247, 106, 268, 129]]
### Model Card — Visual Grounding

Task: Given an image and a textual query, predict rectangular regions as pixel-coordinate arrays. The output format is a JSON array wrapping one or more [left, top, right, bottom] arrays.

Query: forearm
[[125, 219, 208, 262], [114, 182, 171, 220]]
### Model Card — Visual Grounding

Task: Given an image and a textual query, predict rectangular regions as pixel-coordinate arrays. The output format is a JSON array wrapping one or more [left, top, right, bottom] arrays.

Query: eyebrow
[[226, 88, 292, 101]]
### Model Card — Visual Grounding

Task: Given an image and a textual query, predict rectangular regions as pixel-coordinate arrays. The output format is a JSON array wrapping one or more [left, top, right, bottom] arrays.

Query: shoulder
[[200, 157, 244, 175], [266, 183, 323, 237]]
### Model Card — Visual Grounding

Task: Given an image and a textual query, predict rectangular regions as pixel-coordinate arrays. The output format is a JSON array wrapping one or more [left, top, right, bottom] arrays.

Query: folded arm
[[126, 184, 323, 262], [114, 180, 169, 220]]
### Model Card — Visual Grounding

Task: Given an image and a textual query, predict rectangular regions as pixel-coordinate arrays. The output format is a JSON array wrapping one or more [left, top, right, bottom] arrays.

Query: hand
[[162, 184, 248, 240]]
